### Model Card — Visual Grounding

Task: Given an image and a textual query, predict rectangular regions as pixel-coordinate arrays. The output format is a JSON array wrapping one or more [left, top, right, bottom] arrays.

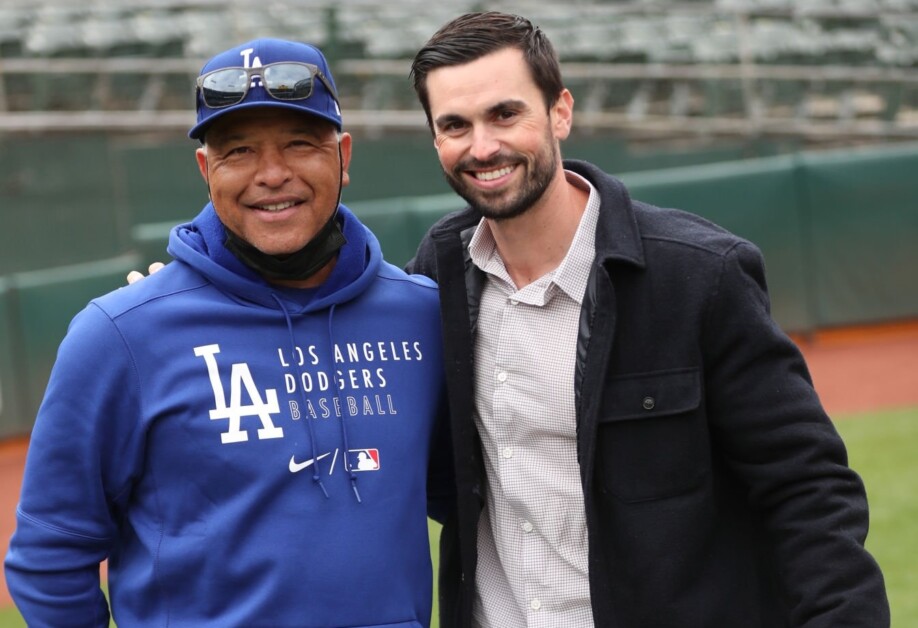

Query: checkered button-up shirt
[[469, 171, 599, 628]]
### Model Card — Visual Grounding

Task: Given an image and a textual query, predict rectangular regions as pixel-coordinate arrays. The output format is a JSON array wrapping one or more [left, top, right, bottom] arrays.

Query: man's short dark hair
[[410, 12, 564, 131]]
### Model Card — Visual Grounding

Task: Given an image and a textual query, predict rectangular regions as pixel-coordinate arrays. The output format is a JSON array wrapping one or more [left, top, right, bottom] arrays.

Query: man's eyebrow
[[487, 99, 527, 115], [434, 99, 529, 129], [433, 113, 467, 130]]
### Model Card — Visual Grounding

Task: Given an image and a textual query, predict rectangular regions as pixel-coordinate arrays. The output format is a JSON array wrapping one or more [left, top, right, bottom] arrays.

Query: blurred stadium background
[[0, 0, 917, 623], [3, 0, 918, 138]]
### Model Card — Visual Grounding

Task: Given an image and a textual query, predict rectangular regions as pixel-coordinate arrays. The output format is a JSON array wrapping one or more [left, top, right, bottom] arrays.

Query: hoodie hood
[[167, 202, 382, 313]]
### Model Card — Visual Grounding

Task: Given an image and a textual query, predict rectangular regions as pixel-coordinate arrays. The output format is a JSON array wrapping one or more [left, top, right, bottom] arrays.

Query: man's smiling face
[[426, 47, 567, 221], [196, 107, 351, 255]]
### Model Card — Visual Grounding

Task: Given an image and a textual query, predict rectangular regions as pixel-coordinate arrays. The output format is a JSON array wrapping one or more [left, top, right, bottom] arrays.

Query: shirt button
[[530, 598, 541, 611], [497, 371, 508, 383], [502, 446, 513, 459], [510, 299, 519, 306], [642, 396, 655, 410], [521, 521, 533, 533]]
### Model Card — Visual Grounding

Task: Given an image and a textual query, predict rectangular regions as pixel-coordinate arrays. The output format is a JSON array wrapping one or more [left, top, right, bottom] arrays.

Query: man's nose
[[469, 126, 501, 162], [255, 148, 293, 186]]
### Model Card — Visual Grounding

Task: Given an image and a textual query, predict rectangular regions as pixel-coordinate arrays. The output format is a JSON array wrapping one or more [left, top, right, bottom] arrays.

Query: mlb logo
[[348, 448, 380, 472]]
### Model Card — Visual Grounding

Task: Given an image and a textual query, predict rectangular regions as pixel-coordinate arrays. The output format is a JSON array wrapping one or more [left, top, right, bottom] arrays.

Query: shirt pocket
[[597, 367, 709, 503]]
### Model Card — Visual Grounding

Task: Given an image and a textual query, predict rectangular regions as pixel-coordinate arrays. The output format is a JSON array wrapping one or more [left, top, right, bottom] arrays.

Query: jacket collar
[[563, 159, 646, 270]]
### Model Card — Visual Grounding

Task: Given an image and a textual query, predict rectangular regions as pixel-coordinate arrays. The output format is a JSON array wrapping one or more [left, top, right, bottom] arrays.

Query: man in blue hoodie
[[5, 38, 450, 627]]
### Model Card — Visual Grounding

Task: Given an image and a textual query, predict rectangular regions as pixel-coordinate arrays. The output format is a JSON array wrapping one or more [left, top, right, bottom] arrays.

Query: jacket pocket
[[597, 367, 708, 503]]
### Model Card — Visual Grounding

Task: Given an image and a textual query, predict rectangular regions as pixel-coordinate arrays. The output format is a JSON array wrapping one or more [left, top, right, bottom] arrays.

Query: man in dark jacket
[[406, 11, 889, 628]]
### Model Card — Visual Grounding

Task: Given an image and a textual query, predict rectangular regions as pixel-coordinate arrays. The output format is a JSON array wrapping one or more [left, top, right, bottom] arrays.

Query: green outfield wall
[[0, 279, 28, 438], [0, 137, 915, 435]]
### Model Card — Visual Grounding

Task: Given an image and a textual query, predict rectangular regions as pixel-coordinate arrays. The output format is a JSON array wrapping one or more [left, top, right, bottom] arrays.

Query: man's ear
[[551, 89, 574, 141], [339, 132, 353, 187], [195, 146, 209, 183]]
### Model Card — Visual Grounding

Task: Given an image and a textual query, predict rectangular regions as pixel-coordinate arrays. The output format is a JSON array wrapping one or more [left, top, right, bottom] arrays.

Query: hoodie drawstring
[[272, 294, 329, 499], [326, 304, 362, 503]]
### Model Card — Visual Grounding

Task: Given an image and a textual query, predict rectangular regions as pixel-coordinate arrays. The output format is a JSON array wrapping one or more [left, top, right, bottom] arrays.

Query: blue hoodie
[[5, 204, 450, 627]]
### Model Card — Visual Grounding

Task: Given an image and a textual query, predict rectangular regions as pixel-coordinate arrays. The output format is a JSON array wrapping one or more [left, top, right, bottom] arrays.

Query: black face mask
[[224, 212, 347, 282]]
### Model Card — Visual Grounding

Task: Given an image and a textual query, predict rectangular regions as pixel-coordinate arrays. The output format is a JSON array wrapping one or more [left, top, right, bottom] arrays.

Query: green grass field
[[834, 407, 918, 626], [1, 406, 914, 627]]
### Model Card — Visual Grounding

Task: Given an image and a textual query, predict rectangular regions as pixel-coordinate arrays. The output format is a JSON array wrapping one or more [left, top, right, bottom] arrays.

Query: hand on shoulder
[[126, 262, 166, 285]]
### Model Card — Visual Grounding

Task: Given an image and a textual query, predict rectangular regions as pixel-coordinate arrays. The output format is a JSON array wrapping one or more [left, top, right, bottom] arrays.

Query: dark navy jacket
[[407, 160, 889, 628]]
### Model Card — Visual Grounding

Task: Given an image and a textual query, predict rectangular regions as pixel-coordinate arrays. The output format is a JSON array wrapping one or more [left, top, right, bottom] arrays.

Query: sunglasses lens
[[198, 64, 322, 109], [201, 68, 249, 108], [263, 63, 315, 100]]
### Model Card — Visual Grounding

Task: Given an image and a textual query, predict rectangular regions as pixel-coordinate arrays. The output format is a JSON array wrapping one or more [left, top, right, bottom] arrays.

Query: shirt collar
[[554, 171, 599, 304], [468, 170, 599, 305]]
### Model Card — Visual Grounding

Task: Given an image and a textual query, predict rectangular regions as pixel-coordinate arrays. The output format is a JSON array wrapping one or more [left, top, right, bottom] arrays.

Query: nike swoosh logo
[[289, 452, 331, 473]]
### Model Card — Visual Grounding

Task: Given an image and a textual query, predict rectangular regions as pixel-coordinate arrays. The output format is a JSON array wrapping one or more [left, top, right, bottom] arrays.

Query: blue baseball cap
[[189, 38, 342, 140]]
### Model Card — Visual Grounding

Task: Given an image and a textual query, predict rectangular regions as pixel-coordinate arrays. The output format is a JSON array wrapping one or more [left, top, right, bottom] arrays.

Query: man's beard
[[442, 134, 559, 222]]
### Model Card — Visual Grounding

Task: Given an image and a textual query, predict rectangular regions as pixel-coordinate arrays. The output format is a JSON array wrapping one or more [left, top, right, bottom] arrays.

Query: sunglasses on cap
[[195, 62, 339, 109]]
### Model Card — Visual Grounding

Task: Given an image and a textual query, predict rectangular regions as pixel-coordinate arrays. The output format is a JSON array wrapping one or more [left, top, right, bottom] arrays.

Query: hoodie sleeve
[[4, 302, 145, 627]]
